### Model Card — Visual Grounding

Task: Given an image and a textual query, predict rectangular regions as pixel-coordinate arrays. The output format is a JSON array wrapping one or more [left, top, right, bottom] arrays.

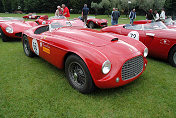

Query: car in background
[[35, 16, 86, 28], [22, 22, 148, 93], [101, 21, 176, 67], [23, 13, 43, 19], [78, 16, 108, 29], [0, 20, 38, 42], [133, 18, 176, 29]]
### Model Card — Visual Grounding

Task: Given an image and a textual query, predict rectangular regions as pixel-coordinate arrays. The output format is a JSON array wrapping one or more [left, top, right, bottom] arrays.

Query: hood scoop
[[111, 38, 119, 42]]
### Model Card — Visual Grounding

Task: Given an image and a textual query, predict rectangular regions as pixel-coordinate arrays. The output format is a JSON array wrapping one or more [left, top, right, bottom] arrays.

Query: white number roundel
[[128, 31, 139, 40], [32, 39, 39, 55]]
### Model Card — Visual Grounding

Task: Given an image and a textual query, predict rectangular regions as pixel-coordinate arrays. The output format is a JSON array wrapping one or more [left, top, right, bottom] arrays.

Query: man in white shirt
[[160, 8, 166, 21], [154, 10, 160, 21]]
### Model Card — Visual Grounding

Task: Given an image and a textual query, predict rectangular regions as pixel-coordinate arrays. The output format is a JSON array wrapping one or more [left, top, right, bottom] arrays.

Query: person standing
[[55, 6, 63, 16], [111, 8, 115, 25], [154, 10, 160, 21], [160, 8, 166, 21], [112, 8, 120, 25], [129, 9, 136, 25], [82, 4, 89, 24], [62, 4, 70, 18], [146, 9, 154, 20]]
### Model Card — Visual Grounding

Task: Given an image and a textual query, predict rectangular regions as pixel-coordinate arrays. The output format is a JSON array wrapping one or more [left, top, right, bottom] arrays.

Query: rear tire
[[0, 27, 9, 42], [65, 55, 95, 94], [88, 22, 95, 29], [22, 35, 35, 57], [168, 46, 176, 67]]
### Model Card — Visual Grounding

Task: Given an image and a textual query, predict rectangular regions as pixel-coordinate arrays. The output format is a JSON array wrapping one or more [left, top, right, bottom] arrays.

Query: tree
[[91, 2, 102, 15]]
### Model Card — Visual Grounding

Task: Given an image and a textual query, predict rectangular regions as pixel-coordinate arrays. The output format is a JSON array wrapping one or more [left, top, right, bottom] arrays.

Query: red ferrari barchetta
[[35, 16, 86, 28], [22, 22, 148, 93], [101, 21, 176, 67], [0, 19, 38, 42], [78, 16, 108, 28]]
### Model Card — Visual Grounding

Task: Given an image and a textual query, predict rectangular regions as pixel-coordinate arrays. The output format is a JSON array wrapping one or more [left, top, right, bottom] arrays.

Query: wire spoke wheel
[[68, 62, 86, 87], [173, 52, 176, 65]]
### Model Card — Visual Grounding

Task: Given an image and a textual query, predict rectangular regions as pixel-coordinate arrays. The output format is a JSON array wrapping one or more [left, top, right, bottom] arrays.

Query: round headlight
[[96, 21, 98, 24], [6, 27, 13, 33], [42, 21, 46, 25], [144, 48, 148, 57], [102, 60, 111, 74]]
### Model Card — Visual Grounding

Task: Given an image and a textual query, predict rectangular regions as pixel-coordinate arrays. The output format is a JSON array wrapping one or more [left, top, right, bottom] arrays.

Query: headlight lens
[[42, 21, 46, 24], [102, 60, 111, 74], [144, 48, 148, 57], [96, 21, 98, 24], [6, 27, 13, 33]]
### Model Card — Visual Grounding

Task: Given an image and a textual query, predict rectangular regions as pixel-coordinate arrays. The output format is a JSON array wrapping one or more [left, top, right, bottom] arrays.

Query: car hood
[[7, 21, 37, 31], [52, 27, 117, 46], [90, 18, 107, 23], [50, 27, 144, 53]]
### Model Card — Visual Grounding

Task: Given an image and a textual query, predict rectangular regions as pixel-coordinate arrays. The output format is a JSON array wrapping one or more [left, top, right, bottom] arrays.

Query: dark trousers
[[82, 15, 88, 23]]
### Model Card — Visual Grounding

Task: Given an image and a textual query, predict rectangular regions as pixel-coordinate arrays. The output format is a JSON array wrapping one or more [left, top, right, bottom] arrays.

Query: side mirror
[[146, 33, 155, 37]]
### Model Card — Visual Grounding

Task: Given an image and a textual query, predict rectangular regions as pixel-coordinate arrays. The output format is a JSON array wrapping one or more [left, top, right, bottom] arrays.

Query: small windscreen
[[49, 16, 66, 20]]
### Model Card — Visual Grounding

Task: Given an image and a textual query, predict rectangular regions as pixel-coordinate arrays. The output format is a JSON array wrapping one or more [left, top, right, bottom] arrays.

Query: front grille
[[101, 23, 107, 26], [15, 32, 22, 37], [122, 56, 144, 80]]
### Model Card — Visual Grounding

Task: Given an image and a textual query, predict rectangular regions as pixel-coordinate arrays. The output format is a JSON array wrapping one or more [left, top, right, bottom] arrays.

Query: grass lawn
[[0, 13, 176, 118]]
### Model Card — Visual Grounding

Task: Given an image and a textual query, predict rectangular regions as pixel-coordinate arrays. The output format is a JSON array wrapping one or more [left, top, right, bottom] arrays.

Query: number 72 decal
[[128, 31, 139, 41]]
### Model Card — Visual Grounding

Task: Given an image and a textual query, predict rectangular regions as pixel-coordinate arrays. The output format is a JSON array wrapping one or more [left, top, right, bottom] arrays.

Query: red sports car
[[101, 21, 176, 67], [35, 16, 86, 28], [78, 16, 108, 28], [22, 22, 148, 93], [23, 13, 43, 19], [0, 20, 38, 42]]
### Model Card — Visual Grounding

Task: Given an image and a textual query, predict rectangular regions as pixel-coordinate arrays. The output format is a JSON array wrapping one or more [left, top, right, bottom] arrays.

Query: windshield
[[164, 18, 175, 25], [143, 21, 167, 30], [124, 24, 142, 30], [0, 17, 24, 21], [49, 16, 66, 20], [88, 16, 95, 19], [49, 22, 72, 31]]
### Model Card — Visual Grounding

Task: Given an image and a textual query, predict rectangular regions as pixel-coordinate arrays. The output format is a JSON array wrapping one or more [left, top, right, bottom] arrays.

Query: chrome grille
[[122, 56, 144, 80]]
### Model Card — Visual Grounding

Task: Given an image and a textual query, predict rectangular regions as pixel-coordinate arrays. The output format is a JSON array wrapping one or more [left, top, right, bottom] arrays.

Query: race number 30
[[32, 39, 39, 55], [128, 31, 139, 40]]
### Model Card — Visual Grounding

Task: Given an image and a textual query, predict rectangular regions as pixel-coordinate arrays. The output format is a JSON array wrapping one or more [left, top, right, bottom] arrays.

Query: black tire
[[65, 55, 95, 93], [168, 46, 176, 67], [0, 27, 9, 42], [22, 35, 35, 57], [88, 22, 95, 29]]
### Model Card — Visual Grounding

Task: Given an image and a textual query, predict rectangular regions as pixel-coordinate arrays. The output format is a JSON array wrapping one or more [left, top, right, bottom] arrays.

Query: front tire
[[168, 46, 176, 67], [88, 22, 95, 29], [0, 27, 9, 42], [65, 55, 95, 93], [22, 35, 35, 57]]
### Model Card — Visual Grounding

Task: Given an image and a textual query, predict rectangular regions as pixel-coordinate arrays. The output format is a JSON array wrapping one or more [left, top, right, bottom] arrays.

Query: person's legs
[[112, 20, 115, 25], [85, 15, 87, 23], [111, 19, 113, 25]]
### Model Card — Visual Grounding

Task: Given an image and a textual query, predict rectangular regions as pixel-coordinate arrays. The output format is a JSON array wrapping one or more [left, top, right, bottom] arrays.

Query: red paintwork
[[0, 21, 38, 39], [35, 16, 85, 28], [23, 25, 147, 88], [101, 24, 176, 60], [133, 20, 152, 25]]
